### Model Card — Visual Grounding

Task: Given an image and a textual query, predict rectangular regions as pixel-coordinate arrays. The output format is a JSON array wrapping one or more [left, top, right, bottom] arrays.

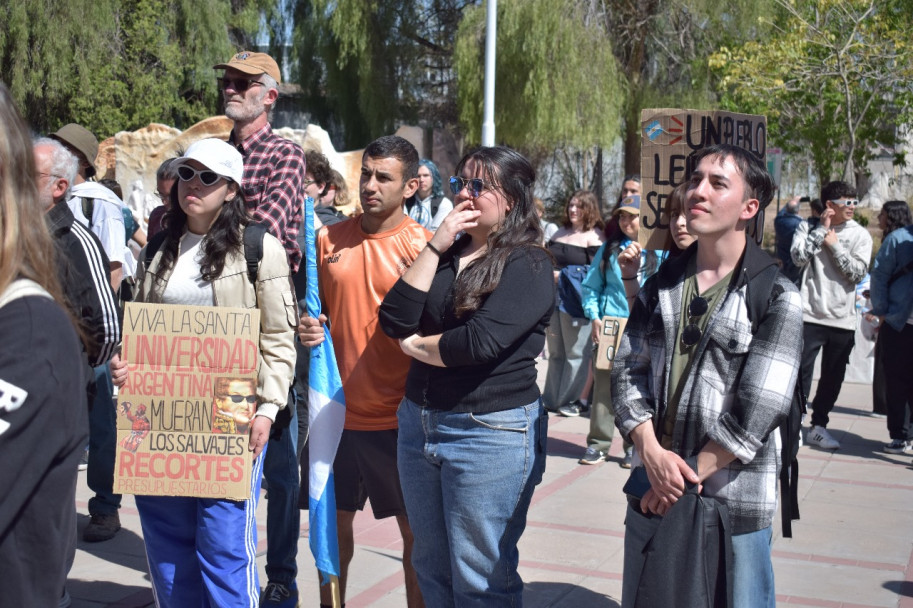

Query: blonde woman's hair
[[0, 82, 63, 299]]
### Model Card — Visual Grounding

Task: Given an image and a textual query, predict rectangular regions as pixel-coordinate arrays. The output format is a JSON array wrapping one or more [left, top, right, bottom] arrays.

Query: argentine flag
[[303, 195, 345, 582]]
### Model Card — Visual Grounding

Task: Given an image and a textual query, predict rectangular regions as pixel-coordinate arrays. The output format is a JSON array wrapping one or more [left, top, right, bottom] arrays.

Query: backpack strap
[[430, 194, 444, 218], [143, 231, 169, 271], [742, 264, 804, 538], [243, 223, 268, 284], [0, 279, 52, 309], [144, 225, 266, 284], [81, 197, 95, 230]]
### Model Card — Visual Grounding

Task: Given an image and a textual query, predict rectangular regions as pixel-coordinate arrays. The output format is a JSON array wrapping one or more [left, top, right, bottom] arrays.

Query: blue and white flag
[[304, 196, 345, 582]]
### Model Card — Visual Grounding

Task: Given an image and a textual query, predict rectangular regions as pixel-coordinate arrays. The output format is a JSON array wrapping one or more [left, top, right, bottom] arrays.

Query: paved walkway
[[68, 380, 913, 607]]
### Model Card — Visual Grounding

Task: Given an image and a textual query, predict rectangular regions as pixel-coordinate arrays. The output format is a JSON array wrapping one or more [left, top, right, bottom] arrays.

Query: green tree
[[599, 0, 772, 175], [291, 0, 468, 149], [710, 0, 913, 185], [453, 0, 624, 153], [0, 0, 271, 137]]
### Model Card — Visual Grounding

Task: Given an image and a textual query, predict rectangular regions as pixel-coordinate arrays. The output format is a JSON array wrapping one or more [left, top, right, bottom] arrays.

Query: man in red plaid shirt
[[214, 50, 306, 608], [214, 51, 306, 273]]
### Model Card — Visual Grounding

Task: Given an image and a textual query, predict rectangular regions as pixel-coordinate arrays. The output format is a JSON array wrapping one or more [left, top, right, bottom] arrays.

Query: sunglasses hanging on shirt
[[681, 295, 709, 348]]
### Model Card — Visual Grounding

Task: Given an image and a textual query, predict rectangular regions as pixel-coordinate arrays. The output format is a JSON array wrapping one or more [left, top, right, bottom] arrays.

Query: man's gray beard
[[224, 97, 266, 124]]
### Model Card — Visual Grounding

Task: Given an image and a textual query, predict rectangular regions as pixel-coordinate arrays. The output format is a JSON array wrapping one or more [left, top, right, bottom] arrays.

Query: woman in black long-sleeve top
[[379, 146, 554, 607]]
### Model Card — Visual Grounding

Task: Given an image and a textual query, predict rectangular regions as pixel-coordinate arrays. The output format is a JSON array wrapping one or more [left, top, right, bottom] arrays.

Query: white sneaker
[[807, 425, 840, 450]]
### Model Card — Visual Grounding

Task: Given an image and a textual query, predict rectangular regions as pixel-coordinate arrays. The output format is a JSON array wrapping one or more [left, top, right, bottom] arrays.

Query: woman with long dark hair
[[379, 146, 554, 606], [0, 82, 89, 608], [109, 138, 296, 607]]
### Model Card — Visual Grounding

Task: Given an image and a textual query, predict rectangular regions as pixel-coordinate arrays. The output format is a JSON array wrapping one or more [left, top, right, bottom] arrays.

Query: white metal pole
[[481, 0, 497, 146]]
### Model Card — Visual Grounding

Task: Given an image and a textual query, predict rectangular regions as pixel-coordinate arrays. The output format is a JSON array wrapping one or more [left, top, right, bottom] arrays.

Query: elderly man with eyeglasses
[[791, 180, 873, 450], [213, 51, 307, 608]]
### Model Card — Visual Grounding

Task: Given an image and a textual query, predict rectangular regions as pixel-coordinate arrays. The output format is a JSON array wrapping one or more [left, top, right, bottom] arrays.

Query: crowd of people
[[1, 46, 912, 608]]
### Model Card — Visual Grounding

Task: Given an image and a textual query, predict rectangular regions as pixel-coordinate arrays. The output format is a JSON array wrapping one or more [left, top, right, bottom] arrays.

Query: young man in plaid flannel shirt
[[612, 144, 803, 608]]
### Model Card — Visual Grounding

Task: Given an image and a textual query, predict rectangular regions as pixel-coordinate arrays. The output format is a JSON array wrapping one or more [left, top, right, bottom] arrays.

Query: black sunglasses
[[681, 295, 709, 348], [225, 394, 257, 404], [177, 165, 222, 187], [218, 77, 265, 92], [449, 176, 489, 198]]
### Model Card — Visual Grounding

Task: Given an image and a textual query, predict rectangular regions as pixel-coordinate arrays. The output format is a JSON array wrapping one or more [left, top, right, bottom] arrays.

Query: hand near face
[[820, 207, 836, 230], [429, 200, 481, 253], [617, 241, 642, 278]]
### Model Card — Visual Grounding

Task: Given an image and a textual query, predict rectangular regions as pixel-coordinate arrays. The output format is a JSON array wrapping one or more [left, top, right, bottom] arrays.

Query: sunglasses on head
[[225, 394, 257, 404], [681, 295, 709, 348], [177, 165, 223, 186], [449, 176, 489, 198], [831, 198, 859, 207], [218, 76, 265, 92]]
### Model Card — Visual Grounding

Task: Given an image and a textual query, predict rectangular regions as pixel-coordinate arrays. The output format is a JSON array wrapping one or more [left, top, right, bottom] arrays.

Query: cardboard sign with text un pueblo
[[639, 109, 767, 250], [115, 302, 260, 500]]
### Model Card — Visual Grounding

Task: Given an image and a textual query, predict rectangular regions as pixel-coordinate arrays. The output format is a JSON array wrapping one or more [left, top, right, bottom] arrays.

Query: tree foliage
[[595, 0, 772, 175], [0, 0, 270, 137], [710, 0, 913, 184], [453, 0, 624, 153], [292, 0, 470, 149]]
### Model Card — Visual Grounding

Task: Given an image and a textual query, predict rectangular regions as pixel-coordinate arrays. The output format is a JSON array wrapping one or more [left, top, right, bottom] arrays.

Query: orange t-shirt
[[318, 215, 430, 430]]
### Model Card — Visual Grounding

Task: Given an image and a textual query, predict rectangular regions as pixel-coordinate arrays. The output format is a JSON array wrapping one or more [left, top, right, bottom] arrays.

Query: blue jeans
[[731, 526, 775, 608], [88, 364, 121, 515], [397, 398, 547, 607], [262, 398, 300, 585]]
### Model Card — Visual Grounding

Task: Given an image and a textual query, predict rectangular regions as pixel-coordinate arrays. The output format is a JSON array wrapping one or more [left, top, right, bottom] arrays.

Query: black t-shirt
[[0, 296, 88, 607], [380, 242, 555, 413]]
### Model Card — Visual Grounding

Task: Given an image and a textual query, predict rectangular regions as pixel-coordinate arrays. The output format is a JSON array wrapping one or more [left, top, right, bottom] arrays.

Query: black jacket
[[45, 201, 121, 366]]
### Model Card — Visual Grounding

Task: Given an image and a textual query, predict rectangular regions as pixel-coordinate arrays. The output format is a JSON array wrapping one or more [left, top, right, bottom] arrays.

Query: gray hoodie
[[790, 218, 872, 331]]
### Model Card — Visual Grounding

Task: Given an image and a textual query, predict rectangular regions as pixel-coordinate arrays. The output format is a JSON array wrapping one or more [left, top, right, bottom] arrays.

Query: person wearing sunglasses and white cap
[[791, 180, 873, 450], [109, 138, 296, 608]]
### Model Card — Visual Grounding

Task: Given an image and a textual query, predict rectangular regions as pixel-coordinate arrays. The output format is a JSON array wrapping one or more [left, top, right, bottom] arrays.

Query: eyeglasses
[[449, 176, 492, 198], [37, 172, 62, 180], [177, 165, 223, 186], [303, 179, 316, 187], [831, 198, 859, 207], [218, 77, 265, 92], [681, 295, 709, 348], [224, 394, 257, 404]]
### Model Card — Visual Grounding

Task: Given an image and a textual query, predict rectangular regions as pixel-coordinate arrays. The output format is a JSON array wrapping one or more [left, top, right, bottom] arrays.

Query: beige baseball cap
[[50, 123, 99, 177], [213, 51, 281, 84]]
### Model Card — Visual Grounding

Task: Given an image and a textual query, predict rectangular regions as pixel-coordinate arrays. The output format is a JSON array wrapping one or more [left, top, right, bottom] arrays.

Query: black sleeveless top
[[547, 240, 600, 269]]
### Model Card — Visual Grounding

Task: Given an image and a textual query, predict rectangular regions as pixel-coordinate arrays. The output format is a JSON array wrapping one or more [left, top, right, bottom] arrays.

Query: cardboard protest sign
[[594, 316, 628, 371], [640, 109, 767, 250], [115, 303, 260, 500]]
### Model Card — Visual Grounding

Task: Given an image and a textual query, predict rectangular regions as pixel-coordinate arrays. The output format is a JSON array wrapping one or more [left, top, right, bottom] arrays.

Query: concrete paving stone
[[774, 559, 902, 607], [518, 525, 624, 573]]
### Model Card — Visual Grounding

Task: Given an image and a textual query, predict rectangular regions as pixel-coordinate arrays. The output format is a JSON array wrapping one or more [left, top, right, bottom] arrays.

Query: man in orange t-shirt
[[299, 135, 429, 608]]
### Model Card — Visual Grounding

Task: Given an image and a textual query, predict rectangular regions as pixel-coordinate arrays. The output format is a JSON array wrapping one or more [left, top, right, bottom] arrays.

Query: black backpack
[[143, 223, 268, 284], [743, 264, 806, 538]]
